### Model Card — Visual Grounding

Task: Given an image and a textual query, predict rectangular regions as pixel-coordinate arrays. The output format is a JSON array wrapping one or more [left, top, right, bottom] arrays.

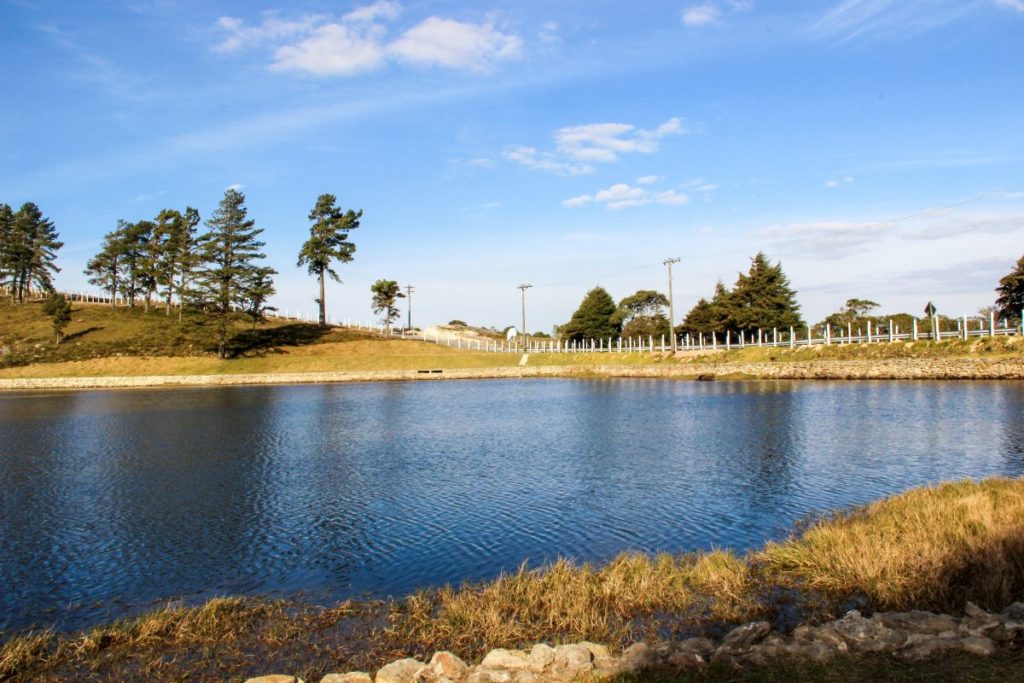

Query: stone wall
[[245, 601, 1024, 683], [1, 357, 1022, 391]]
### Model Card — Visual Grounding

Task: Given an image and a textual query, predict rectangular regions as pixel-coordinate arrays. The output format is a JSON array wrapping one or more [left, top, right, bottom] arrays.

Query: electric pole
[[518, 284, 532, 350], [405, 284, 415, 330], [664, 258, 680, 353]]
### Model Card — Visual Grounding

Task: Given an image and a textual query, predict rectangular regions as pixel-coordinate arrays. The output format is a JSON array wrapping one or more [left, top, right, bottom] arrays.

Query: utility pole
[[664, 258, 681, 353], [518, 284, 532, 350], [405, 284, 415, 330]]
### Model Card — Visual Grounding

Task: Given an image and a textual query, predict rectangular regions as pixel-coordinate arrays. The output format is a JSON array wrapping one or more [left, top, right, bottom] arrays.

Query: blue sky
[[3, 0, 1023, 332]]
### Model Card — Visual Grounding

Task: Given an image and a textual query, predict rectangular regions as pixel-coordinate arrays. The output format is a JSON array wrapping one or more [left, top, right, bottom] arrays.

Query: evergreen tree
[[192, 189, 272, 358], [116, 219, 153, 307], [5, 203, 62, 302], [370, 279, 404, 334], [241, 265, 278, 330], [43, 293, 72, 344], [0, 203, 14, 298], [297, 194, 360, 326], [84, 228, 126, 306], [996, 254, 1024, 323], [614, 290, 671, 340], [726, 252, 803, 333], [561, 287, 620, 342], [679, 297, 716, 337], [152, 207, 200, 318]]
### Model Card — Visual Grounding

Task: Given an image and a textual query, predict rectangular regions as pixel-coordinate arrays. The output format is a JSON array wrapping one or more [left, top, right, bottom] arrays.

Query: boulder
[[959, 636, 998, 656], [720, 621, 771, 651], [376, 659, 425, 683], [831, 610, 907, 652], [619, 642, 655, 672], [465, 671, 512, 683], [1002, 602, 1024, 621], [874, 610, 958, 635], [245, 677, 304, 683], [527, 644, 556, 672], [783, 640, 835, 662], [480, 649, 531, 671], [676, 637, 717, 659], [551, 643, 594, 677], [323, 675, 374, 683], [414, 652, 469, 682], [901, 637, 965, 660]]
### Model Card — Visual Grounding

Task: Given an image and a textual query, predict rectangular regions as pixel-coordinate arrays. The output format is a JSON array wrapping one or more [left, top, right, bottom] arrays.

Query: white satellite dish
[[506, 327, 518, 341]]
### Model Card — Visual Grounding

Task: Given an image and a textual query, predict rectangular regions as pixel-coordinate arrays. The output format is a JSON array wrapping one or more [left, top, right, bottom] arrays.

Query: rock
[[721, 621, 771, 650], [964, 601, 990, 619], [552, 643, 594, 677], [376, 659, 425, 683], [322, 675, 373, 683], [831, 610, 907, 652], [667, 651, 705, 667], [874, 610, 959, 635], [959, 636, 998, 656], [1002, 602, 1024, 621], [901, 637, 964, 660], [512, 673, 539, 683], [783, 640, 835, 662], [414, 652, 468, 682], [619, 642, 655, 671], [465, 671, 512, 683], [480, 649, 531, 671], [527, 644, 556, 672], [676, 637, 717, 659], [246, 677, 303, 683]]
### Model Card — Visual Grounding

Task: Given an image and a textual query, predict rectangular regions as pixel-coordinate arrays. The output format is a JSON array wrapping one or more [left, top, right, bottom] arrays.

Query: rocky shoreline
[[0, 357, 1022, 391], [247, 601, 1024, 683]]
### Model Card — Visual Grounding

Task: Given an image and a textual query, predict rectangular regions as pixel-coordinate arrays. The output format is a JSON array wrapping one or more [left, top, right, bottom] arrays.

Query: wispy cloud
[[825, 175, 854, 188], [994, 0, 1024, 13], [214, 3, 523, 75], [503, 145, 593, 175], [810, 0, 979, 42], [563, 182, 692, 210], [681, 4, 721, 26], [506, 117, 687, 175]]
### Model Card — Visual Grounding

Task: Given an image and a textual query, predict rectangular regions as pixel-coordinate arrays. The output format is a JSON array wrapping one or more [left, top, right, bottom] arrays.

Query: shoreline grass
[[4, 478, 1023, 681]]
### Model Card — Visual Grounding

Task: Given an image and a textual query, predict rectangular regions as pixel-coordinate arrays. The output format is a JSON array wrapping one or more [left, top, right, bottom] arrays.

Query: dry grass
[[760, 478, 1024, 611], [3, 480, 1023, 680]]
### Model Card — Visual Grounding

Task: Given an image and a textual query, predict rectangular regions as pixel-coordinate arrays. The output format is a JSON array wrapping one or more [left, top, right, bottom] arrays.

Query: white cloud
[[563, 182, 693, 210], [343, 1, 402, 23], [466, 157, 496, 168], [994, 0, 1024, 13], [503, 145, 594, 176], [214, 8, 523, 76], [272, 24, 386, 75], [388, 17, 522, 70], [682, 4, 721, 26], [225, 182, 244, 191], [553, 117, 687, 163], [825, 175, 854, 188], [637, 175, 660, 185]]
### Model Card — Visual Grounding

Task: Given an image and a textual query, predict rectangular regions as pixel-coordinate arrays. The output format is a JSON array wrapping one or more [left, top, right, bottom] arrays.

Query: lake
[[1, 379, 1022, 632]]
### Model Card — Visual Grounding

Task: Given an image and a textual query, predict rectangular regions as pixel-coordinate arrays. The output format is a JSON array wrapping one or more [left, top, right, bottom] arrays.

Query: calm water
[[1, 379, 1022, 632]]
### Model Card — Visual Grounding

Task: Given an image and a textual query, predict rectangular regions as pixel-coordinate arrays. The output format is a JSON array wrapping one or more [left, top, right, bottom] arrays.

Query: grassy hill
[[1, 301, 1020, 379], [0, 301, 517, 377]]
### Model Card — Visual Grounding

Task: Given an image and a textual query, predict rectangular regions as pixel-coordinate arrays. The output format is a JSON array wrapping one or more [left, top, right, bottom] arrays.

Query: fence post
[[726, 332, 731, 350], [962, 315, 968, 340], [806, 324, 811, 346], [825, 325, 830, 345], [789, 326, 794, 349], [990, 311, 996, 337], [888, 319, 894, 343], [912, 318, 918, 341]]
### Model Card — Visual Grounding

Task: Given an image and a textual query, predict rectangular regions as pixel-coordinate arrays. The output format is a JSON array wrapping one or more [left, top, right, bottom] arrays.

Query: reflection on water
[[1, 379, 1021, 632]]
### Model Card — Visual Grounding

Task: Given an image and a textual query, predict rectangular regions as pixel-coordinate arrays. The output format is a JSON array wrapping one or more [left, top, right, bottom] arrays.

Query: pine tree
[[370, 279, 404, 335], [84, 228, 126, 306], [241, 266, 278, 330], [996, 254, 1024, 323], [0, 203, 14, 298], [561, 287, 620, 342], [152, 207, 200, 318], [116, 219, 153, 307], [6, 203, 62, 302], [727, 252, 803, 333], [43, 293, 72, 344], [192, 189, 272, 358], [297, 194, 360, 326]]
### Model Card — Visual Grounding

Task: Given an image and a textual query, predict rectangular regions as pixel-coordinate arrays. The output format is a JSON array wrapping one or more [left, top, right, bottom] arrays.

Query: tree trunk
[[319, 270, 326, 326]]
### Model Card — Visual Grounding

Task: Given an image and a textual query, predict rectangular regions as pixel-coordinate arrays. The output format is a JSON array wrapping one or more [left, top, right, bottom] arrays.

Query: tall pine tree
[[192, 189, 275, 358], [5, 203, 62, 302], [84, 228, 126, 306], [151, 207, 200, 318], [996, 254, 1024, 323], [297, 194, 360, 326], [726, 252, 802, 334]]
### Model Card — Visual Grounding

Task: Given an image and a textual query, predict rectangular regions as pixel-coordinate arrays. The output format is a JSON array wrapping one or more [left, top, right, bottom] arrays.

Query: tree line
[[559, 252, 803, 342], [0, 202, 63, 304]]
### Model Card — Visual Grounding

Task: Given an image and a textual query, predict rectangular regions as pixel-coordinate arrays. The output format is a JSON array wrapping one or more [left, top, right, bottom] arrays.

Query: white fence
[[5, 285, 1020, 354]]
